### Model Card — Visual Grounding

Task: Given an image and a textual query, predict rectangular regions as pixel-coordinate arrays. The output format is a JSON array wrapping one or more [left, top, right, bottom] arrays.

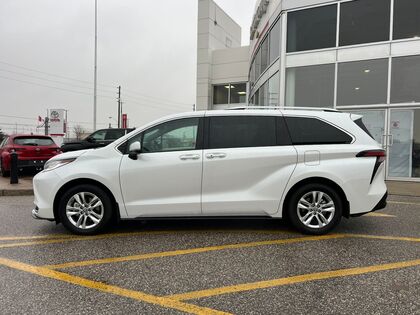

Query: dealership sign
[[250, 0, 270, 40], [49, 109, 65, 136]]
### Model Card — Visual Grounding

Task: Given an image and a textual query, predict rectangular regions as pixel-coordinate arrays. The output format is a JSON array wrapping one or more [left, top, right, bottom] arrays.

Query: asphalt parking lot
[[0, 195, 419, 315]]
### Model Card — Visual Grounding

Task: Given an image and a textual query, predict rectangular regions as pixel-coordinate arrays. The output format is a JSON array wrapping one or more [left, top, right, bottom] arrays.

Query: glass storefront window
[[260, 37, 269, 75], [258, 82, 268, 106], [213, 83, 247, 106], [269, 20, 280, 64], [391, 55, 420, 104], [287, 4, 337, 53], [349, 110, 385, 146], [339, 0, 390, 46], [389, 109, 420, 178], [230, 83, 247, 104], [213, 85, 229, 105], [255, 48, 261, 79], [268, 72, 279, 106], [285, 64, 335, 107], [337, 59, 388, 106], [393, 0, 420, 40]]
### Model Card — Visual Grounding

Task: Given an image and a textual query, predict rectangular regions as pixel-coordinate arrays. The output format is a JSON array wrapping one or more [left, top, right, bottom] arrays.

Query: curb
[[0, 189, 34, 197]]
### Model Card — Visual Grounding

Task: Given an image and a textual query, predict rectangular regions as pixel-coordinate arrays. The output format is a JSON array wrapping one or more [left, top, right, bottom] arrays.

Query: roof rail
[[227, 106, 340, 112]]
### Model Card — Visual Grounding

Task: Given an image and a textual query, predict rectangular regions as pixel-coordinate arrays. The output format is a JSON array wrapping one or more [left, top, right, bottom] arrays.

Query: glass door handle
[[382, 134, 387, 148], [388, 134, 394, 147]]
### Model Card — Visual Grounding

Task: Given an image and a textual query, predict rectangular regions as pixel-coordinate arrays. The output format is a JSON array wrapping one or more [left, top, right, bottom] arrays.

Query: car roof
[[9, 134, 52, 139]]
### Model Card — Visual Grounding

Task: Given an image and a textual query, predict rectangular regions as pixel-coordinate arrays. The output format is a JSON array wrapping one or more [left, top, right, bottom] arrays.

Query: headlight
[[43, 158, 76, 172]]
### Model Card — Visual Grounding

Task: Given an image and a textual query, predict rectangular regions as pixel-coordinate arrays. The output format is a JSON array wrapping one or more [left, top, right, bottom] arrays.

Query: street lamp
[[93, 0, 98, 131]]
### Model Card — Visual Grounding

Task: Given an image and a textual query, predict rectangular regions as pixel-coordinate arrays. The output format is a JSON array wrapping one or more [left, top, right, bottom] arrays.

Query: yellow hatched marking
[[167, 259, 420, 301], [44, 234, 346, 270], [0, 234, 72, 241], [0, 257, 230, 315], [0, 229, 292, 249], [364, 212, 396, 218], [388, 201, 420, 206], [345, 233, 420, 242]]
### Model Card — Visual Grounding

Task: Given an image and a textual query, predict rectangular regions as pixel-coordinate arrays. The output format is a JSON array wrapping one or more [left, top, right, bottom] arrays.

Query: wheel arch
[[282, 177, 350, 219], [53, 178, 120, 223]]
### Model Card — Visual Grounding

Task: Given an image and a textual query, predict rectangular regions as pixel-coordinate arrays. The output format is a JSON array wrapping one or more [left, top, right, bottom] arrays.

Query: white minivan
[[32, 108, 387, 235]]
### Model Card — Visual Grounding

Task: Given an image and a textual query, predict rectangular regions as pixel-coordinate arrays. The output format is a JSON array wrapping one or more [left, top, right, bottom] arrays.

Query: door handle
[[388, 134, 394, 147], [206, 152, 227, 159], [179, 154, 200, 160]]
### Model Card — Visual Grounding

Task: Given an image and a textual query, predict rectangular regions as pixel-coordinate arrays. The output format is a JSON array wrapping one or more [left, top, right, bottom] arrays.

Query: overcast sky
[[0, 0, 255, 136]]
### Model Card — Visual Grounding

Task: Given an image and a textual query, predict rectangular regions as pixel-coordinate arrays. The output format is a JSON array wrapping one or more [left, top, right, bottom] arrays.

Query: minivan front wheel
[[288, 183, 342, 235], [58, 185, 113, 235]]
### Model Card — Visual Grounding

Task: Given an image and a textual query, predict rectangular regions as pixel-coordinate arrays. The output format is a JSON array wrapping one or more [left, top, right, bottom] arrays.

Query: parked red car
[[0, 134, 61, 177]]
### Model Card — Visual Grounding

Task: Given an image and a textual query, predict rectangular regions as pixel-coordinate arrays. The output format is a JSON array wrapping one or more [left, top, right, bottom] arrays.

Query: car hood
[[50, 149, 91, 161], [61, 141, 84, 146]]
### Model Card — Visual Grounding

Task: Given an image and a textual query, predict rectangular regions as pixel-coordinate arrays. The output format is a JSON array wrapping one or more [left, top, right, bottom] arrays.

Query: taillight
[[356, 150, 386, 183]]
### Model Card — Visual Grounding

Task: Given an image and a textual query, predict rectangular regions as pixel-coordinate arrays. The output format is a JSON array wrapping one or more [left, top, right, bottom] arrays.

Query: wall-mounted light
[[364, 69, 371, 73]]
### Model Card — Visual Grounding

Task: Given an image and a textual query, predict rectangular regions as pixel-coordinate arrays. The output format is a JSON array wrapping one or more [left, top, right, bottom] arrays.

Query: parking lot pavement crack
[[0, 257, 231, 315], [166, 259, 420, 301]]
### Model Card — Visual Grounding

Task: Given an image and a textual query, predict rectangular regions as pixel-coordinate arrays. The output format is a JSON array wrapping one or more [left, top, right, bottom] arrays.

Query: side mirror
[[86, 136, 95, 143], [128, 141, 141, 160]]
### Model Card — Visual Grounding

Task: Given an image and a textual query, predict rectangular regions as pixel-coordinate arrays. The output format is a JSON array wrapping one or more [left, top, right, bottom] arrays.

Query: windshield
[[14, 137, 55, 146]]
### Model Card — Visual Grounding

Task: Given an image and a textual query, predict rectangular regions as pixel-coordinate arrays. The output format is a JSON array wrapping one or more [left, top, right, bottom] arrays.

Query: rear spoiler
[[350, 113, 363, 121]]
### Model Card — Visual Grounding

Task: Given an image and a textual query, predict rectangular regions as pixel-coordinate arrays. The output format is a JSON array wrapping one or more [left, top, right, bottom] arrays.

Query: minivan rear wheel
[[287, 183, 342, 235], [58, 184, 113, 235]]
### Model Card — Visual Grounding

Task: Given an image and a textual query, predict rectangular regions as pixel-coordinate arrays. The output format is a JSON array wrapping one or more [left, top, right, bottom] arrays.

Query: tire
[[0, 159, 10, 177], [287, 183, 342, 235], [58, 184, 113, 235]]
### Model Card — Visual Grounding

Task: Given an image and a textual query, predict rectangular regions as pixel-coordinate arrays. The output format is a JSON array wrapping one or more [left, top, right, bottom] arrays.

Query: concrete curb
[[0, 189, 34, 196]]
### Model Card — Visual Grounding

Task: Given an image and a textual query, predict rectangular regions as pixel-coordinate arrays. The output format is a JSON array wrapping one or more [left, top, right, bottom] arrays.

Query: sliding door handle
[[179, 154, 200, 160], [206, 152, 227, 159]]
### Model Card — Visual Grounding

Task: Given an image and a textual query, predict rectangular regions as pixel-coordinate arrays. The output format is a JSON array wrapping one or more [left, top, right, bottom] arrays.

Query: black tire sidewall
[[58, 184, 113, 235], [288, 183, 342, 235]]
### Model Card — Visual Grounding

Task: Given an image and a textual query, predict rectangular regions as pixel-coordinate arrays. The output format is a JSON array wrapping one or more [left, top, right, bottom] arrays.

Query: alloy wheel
[[297, 191, 336, 229], [66, 192, 104, 229]]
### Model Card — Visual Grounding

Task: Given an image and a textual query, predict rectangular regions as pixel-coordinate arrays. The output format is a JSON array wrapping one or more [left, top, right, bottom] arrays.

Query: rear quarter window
[[285, 116, 352, 145]]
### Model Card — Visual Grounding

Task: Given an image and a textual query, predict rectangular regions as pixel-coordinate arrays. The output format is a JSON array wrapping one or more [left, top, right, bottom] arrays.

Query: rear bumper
[[351, 191, 388, 217]]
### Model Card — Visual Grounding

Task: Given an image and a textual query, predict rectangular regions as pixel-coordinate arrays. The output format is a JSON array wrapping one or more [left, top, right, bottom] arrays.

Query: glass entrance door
[[387, 108, 420, 180]]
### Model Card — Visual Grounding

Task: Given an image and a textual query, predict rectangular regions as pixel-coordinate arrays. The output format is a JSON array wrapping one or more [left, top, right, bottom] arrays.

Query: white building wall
[[196, 0, 249, 110]]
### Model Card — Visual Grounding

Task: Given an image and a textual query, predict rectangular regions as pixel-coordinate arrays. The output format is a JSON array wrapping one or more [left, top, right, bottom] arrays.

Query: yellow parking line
[[388, 201, 420, 206], [0, 234, 73, 241], [364, 212, 396, 217], [0, 257, 230, 315], [0, 229, 296, 250], [344, 233, 420, 242], [167, 259, 420, 301], [44, 234, 346, 270]]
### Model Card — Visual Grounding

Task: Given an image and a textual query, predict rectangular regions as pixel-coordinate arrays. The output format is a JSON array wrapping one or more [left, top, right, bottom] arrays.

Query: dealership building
[[196, 0, 420, 182]]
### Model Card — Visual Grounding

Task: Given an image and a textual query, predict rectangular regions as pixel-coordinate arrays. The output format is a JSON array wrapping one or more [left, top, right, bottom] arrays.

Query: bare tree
[[73, 125, 86, 140]]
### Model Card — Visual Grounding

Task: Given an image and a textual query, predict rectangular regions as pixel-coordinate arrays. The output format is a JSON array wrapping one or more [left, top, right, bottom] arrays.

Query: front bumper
[[32, 170, 62, 221]]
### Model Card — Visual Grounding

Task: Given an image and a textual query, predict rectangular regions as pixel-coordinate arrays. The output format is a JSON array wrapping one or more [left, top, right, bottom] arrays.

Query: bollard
[[10, 151, 18, 184]]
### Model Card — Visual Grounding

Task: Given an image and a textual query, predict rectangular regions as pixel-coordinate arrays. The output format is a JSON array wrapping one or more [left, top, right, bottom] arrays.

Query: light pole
[[93, 0, 98, 131]]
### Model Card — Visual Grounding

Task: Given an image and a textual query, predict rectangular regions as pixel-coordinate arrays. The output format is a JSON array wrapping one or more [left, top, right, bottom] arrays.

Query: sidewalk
[[0, 176, 34, 196], [1, 176, 420, 197]]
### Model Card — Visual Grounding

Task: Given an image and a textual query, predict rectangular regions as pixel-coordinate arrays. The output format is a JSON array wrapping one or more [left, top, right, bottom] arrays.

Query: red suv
[[0, 134, 61, 177]]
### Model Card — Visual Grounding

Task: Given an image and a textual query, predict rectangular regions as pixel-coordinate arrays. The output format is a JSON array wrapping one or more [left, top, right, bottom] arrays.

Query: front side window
[[287, 4, 337, 53], [142, 118, 199, 153], [90, 130, 107, 141], [105, 129, 125, 140], [285, 64, 335, 108], [208, 116, 276, 149], [340, 0, 390, 46], [285, 117, 352, 145]]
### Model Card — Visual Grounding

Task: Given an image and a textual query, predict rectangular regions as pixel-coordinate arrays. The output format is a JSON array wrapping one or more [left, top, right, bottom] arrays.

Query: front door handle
[[179, 154, 200, 161], [206, 152, 227, 159]]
